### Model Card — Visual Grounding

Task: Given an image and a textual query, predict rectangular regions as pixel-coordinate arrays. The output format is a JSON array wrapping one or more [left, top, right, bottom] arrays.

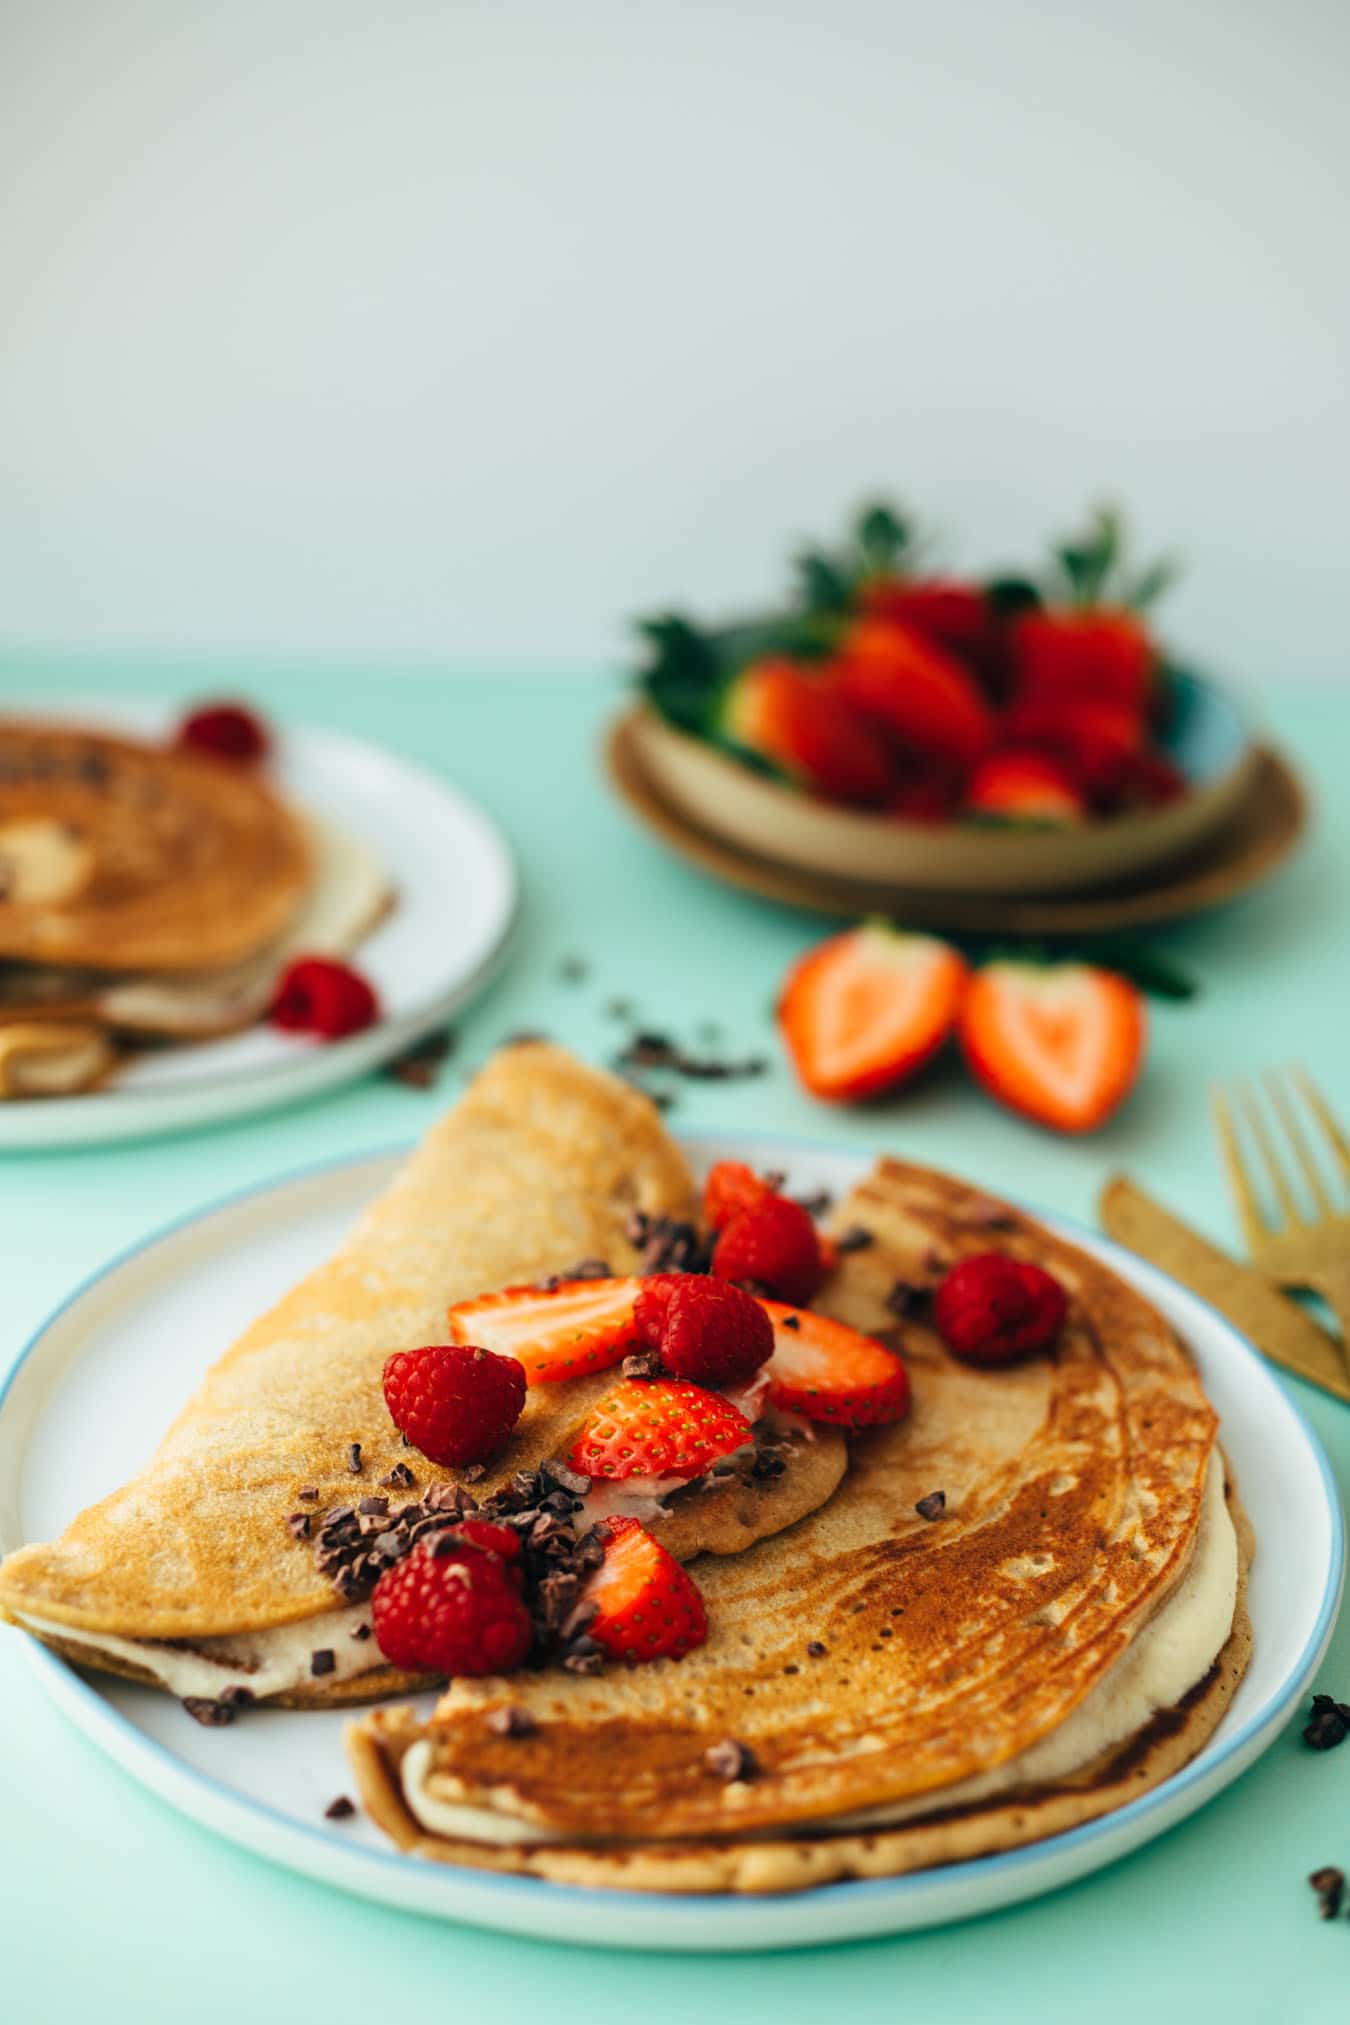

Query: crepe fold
[[351, 1159, 1247, 1882], [0, 1046, 703, 1644]]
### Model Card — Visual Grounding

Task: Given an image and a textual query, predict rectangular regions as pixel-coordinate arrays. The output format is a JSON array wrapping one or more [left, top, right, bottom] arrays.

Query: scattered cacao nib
[[536, 1257, 612, 1290], [310, 1648, 336, 1677], [626, 1209, 714, 1277], [558, 956, 589, 983], [806, 1640, 827, 1658], [287, 1512, 312, 1540], [486, 1704, 538, 1738], [622, 1350, 662, 1380], [613, 1033, 768, 1085], [1309, 1866, 1345, 1920], [461, 1462, 487, 1484], [183, 1696, 237, 1728], [219, 1685, 255, 1709], [834, 1226, 875, 1255], [296, 1486, 319, 1503], [915, 1491, 947, 1522], [1304, 1693, 1350, 1751], [541, 1458, 591, 1497], [382, 1026, 456, 1089], [324, 1794, 356, 1820], [780, 1314, 801, 1331], [345, 1443, 363, 1475], [380, 1462, 417, 1491], [751, 1449, 787, 1481], [886, 1279, 930, 1319], [703, 1738, 758, 1783], [358, 1495, 389, 1517], [351, 1622, 372, 1640], [793, 1190, 833, 1219]]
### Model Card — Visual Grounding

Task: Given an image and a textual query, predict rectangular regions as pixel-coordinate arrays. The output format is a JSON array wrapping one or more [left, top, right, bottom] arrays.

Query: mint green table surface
[[2, 661, 1347, 2024]]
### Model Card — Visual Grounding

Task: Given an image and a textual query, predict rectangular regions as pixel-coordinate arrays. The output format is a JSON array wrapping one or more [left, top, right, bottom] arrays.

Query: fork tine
[[1265, 1069, 1335, 1217], [1240, 1081, 1305, 1228], [1293, 1066, 1350, 1192], [1212, 1083, 1271, 1249]]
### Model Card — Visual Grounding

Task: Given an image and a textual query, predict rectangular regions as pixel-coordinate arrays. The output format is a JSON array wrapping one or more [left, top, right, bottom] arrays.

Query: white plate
[[0, 1136, 1341, 1951], [0, 697, 518, 1147]]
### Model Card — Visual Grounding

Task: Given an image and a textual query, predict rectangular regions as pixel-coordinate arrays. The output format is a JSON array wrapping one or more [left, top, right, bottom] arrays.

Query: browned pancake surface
[[375, 1160, 1219, 1840], [0, 721, 310, 970]]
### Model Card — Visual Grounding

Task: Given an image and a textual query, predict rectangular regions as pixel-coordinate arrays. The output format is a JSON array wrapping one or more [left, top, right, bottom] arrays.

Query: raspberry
[[712, 1195, 826, 1306], [371, 1539, 532, 1675], [382, 1343, 526, 1467], [175, 700, 271, 765], [932, 1253, 1067, 1366], [271, 956, 380, 1041], [702, 1160, 775, 1233], [633, 1274, 773, 1388]]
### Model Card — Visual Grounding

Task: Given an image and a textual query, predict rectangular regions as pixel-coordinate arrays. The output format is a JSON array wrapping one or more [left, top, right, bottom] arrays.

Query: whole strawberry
[[712, 1193, 826, 1306], [371, 1536, 532, 1675], [382, 1342, 526, 1467], [634, 1274, 774, 1388], [933, 1253, 1067, 1367]]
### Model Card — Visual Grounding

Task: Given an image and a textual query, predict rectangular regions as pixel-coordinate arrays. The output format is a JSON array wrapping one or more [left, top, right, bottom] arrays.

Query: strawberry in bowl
[[627, 499, 1255, 898]]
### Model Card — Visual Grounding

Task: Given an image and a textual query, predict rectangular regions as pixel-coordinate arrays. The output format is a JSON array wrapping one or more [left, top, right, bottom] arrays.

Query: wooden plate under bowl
[[605, 710, 1308, 934]]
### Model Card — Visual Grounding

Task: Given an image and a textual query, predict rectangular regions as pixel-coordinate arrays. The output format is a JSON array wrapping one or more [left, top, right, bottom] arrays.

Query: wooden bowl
[[629, 670, 1258, 897]]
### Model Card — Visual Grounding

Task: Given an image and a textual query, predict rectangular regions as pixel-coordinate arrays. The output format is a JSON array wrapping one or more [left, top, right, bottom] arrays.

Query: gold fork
[[1213, 1066, 1350, 1370]]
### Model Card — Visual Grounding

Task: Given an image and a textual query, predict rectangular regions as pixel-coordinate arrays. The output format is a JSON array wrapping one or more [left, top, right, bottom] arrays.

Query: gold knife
[[1099, 1174, 1350, 1404]]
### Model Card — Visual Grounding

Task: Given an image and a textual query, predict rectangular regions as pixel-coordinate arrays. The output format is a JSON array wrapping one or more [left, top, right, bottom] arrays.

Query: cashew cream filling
[[398, 1456, 1238, 1848]]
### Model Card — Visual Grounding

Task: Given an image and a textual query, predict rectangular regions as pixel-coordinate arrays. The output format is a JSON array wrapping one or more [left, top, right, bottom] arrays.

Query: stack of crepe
[[0, 1045, 1251, 1896], [0, 718, 390, 1098]]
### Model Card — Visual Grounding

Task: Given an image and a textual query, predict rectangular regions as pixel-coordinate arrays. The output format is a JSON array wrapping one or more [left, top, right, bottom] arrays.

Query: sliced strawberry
[[446, 1277, 643, 1384], [581, 1517, 708, 1663], [827, 618, 995, 770], [778, 923, 968, 1103], [1011, 608, 1157, 719], [720, 657, 894, 805], [960, 960, 1147, 1134], [964, 749, 1087, 825], [702, 1159, 776, 1233], [565, 1379, 752, 1480], [761, 1302, 911, 1428]]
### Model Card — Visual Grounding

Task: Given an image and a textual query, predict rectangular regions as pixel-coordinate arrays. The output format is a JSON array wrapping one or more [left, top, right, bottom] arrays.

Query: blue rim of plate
[[2, 1133, 1343, 1935]]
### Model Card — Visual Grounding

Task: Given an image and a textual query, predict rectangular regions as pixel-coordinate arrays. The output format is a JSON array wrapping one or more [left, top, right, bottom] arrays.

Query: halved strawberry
[[581, 1517, 708, 1663], [828, 618, 995, 770], [702, 1159, 776, 1233], [1011, 608, 1157, 719], [964, 749, 1087, 825], [446, 1277, 643, 1384], [720, 657, 894, 805], [761, 1302, 911, 1428], [959, 960, 1147, 1134], [777, 923, 969, 1103], [565, 1379, 752, 1480]]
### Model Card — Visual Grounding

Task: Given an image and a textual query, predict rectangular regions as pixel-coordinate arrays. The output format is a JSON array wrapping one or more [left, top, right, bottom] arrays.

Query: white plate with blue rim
[[0, 696, 517, 1149], [0, 1134, 1341, 1951]]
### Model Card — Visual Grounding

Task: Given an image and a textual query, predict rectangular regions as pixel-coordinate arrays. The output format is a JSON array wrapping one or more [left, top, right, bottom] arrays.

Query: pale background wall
[[2, 1, 1347, 684]]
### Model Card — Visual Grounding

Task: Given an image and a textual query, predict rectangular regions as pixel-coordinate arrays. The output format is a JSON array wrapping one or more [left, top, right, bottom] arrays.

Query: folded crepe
[[350, 1159, 1251, 1893], [0, 720, 310, 972], [0, 1045, 844, 1706]]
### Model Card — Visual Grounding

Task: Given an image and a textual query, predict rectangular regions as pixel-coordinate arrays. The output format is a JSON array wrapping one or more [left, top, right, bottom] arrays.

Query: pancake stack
[[0, 718, 386, 1097]]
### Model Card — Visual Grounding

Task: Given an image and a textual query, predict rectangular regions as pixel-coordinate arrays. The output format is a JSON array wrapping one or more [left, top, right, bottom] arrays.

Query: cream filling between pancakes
[[399, 1455, 1238, 1848]]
